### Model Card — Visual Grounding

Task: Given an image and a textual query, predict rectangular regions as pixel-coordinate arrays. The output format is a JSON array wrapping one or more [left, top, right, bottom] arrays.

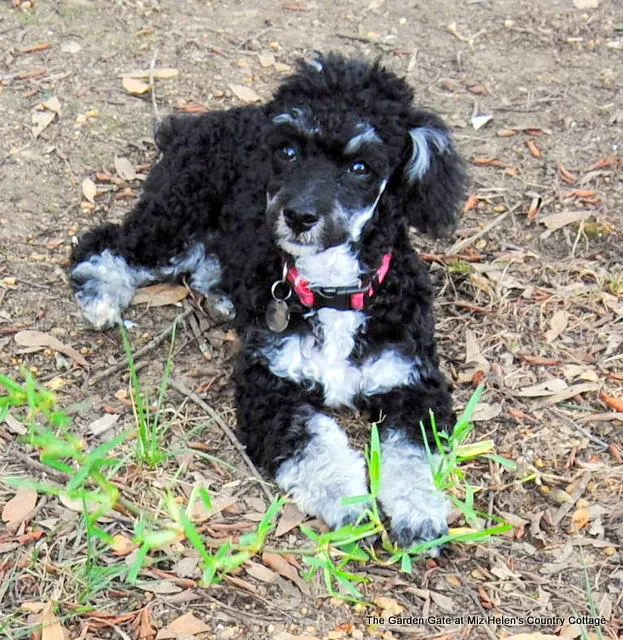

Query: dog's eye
[[349, 161, 370, 176], [276, 144, 298, 162]]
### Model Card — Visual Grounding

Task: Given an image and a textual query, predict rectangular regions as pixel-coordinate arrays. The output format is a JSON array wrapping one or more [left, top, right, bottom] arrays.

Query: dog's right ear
[[398, 111, 466, 237]]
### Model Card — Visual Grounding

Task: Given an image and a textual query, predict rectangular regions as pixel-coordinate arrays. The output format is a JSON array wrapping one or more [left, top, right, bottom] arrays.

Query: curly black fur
[[70, 53, 466, 548]]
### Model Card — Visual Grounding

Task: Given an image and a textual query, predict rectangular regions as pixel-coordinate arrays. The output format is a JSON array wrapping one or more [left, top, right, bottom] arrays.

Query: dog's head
[[264, 53, 465, 257]]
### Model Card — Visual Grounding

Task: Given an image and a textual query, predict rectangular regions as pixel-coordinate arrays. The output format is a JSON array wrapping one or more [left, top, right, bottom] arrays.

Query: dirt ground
[[1, 0, 622, 638]]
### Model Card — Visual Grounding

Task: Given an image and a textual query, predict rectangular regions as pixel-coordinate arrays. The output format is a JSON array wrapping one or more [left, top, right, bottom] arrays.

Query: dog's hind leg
[[234, 357, 369, 528]]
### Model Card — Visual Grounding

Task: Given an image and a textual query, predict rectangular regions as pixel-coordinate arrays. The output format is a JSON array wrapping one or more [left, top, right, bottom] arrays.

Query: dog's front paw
[[204, 292, 236, 322], [388, 490, 449, 554]]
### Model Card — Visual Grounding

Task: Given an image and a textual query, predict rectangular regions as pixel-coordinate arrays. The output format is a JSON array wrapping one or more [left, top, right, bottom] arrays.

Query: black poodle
[[70, 53, 465, 549]]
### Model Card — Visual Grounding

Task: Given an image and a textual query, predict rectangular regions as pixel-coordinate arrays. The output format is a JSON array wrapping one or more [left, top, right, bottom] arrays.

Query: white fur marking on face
[[405, 127, 449, 182], [349, 179, 388, 241], [72, 250, 155, 329], [344, 125, 382, 155], [275, 413, 368, 528], [378, 430, 449, 549]]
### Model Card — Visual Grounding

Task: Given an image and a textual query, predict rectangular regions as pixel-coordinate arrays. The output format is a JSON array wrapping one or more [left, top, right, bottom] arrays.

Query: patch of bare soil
[[1, 1, 621, 639]]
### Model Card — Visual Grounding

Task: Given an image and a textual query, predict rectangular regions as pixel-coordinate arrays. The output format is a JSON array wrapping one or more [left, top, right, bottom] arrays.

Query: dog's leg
[[364, 375, 453, 552], [377, 429, 449, 553], [70, 225, 157, 330], [275, 411, 369, 528], [234, 358, 369, 528]]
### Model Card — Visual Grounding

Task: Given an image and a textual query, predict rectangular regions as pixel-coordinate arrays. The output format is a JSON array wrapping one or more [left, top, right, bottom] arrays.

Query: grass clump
[[1, 356, 512, 606]]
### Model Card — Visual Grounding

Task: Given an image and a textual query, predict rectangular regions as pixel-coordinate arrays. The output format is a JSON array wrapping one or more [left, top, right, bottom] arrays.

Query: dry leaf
[[21, 602, 47, 613], [570, 508, 591, 533], [58, 493, 103, 514], [111, 534, 137, 556], [471, 402, 503, 421], [546, 309, 569, 343], [40, 602, 66, 640], [516, 379, 568, 397], [2, 486, 38, 528], [229, 84, 262, 103], [122, 77, 150, 95], [42, 96, 62, 116], [86, 413, 120, 436], [131, 284, 188, 307], [262, 552, 310, 595], [257, 52, 275, 67], [573, 0, 599, 8], [245, 560, 278, 583], [539, 211, 591, 238], [374, 596, 404, 616], [525, 139, 542, 158], [599, 392, 623, 412], [275, 502, 306, 536], [15, 330, 89, 368], [135, 580, 183, 594], [531, 382, 600, 409], [114, 156, 137, 181], [121, 68, 179, 79], [430, 591, 455, 612], [81, 177, 97, 204], [155, 612, 210, 639], [32, 110, 56, 138]]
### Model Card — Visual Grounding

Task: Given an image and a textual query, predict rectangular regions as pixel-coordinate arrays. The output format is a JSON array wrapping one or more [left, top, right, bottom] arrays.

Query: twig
[[149, 48, 160, 121], [87, 307, 194, 386], [462, 585, 498, 640], [167, 377, 275, 504], [449, 204, 519, 254]]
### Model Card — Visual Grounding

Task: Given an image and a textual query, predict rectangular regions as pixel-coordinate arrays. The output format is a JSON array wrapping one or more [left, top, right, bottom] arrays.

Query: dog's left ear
[[397, 111, 466, 237]]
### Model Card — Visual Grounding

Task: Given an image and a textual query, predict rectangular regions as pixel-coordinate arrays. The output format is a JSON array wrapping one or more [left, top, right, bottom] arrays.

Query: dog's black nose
[[283, 208, 319, 234]]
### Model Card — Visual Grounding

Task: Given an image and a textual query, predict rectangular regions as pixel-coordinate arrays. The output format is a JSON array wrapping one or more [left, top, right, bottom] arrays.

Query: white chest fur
[[262, 244, 421, 406], [262, 308, 421, 407]]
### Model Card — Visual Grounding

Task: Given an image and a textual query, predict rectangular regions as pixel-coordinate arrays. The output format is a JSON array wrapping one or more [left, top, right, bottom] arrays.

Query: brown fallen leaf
[[471, 157, 507, 168], [504, 633, 559, 640], [496, 128, 517, 137], [111, 534, 137, 556], [545, 309, 569, 343], [262, 551, 310, 595], [563, 189, 597, 199], [120, 68, 179, 79], [570, 507, 591, 533], [42, 96, 62, 116], [532, 382, 601, 409], [114, 157, 137, 181], [32, 110, 56, 138], [229, 84, 262, 103], [175, 103, 209, 113], [558, 163, 577, 184], [275, 502, 306, 536], [245, 560, 278, 583], [599, 392, 623, 413], [122, 77, 150, 95], [538, 211, 591, 238], [526, 196, 542, 224], [14, 330, 89, 368], [2, 485, 38, 529], [131, 284, 188, 307], [81, 177, 97, 204], [21, 602, 47, 614], [463, 194, 479, 213], [16, 43, 52, 55], [133, 606, 156, 640], [155, 612, 210, 639], [40, 602, 66, 640], [525, 139, 542, 158], [257, 52, 276, 67], [585, 156, 620, 171], [375, 595, 404, 616]]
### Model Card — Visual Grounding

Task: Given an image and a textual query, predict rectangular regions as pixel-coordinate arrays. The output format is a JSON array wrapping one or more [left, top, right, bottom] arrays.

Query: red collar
[[285, 253, 392, 311]]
